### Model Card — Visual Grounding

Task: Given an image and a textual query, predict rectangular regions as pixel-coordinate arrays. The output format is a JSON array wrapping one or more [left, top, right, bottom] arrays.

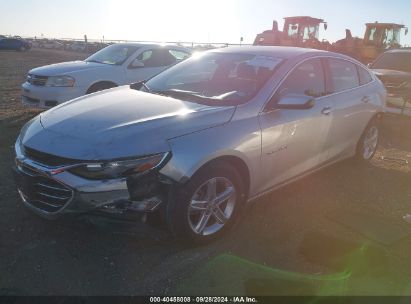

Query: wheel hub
[[188, 177, 236, 236]]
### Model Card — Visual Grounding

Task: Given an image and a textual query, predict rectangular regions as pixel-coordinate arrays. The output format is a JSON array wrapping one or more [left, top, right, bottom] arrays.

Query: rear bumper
[[21, 82, 87, 108]]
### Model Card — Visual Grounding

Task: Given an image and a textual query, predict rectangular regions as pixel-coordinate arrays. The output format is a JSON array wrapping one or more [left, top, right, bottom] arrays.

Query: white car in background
[[21, 43, 192, 108], [43, 40, 64, 50], [66, 41, 87, 52]]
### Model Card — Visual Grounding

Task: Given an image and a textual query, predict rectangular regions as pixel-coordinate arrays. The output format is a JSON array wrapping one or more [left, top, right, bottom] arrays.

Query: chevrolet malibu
[[14, 47, 386, 243], [21, 43, 191, 108]]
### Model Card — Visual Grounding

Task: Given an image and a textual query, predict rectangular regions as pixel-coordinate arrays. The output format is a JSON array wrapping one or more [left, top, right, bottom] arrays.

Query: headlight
[[45, 75, 75, 87], [19, 116, 37, 143], [69, 153, 169, 180]]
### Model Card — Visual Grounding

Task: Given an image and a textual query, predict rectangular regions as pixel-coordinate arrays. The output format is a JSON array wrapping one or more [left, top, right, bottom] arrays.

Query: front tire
[[166, 161, 246, 244], [356, 118, 380, 162]]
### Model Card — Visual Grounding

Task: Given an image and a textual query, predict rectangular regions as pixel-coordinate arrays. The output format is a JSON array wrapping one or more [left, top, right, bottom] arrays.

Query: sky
[[0, 0, 410, 46]]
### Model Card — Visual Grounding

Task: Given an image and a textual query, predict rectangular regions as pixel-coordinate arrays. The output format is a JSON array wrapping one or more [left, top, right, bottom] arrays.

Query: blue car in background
[[0, 36, 31, 51]]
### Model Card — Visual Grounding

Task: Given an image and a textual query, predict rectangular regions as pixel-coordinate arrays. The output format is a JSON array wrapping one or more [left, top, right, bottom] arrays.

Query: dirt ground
[[1, 49, 411, 296]]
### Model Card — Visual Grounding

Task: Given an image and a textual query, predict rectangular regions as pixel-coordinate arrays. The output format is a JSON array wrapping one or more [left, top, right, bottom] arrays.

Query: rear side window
[[276, 58, 325, 98], [357, 66, 373, 85], [137, 49, 177, 67], [328, 59, 360, 93]]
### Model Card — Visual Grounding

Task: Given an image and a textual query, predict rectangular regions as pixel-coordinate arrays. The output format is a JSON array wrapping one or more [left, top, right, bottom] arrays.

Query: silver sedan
[[13, 46, 386, 243]]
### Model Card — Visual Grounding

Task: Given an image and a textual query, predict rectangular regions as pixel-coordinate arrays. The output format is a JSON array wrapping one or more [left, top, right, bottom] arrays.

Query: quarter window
[[328, 59, 360, 93], [357, 66, 373, 85], [169, 49, 191, 61], [276, 58, 326, 98]]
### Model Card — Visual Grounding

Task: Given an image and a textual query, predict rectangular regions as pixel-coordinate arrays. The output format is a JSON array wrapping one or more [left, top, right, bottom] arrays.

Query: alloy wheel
[[188, 177, 236, 236], [362, 125, 379, 160]]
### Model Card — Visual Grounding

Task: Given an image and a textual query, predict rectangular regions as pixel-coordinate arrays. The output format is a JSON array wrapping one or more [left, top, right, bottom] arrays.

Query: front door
[[258, 58, 333, 192]]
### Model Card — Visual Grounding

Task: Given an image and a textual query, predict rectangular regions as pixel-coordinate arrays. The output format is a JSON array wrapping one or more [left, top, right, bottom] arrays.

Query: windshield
[[371, 52, 411, 72], [381, 28, 401, 46], [144, 52, 284, 106], [86, 44, 139, 65], [302, 24, 319, 41], [366, 27, 401, 47]]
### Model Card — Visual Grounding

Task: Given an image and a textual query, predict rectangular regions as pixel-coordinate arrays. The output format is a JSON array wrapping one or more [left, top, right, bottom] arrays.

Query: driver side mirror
[[129, 59, 145, 69], [273, 94, 315, 110], [405, 28, 409, 36], [324, 23, 328, 31]]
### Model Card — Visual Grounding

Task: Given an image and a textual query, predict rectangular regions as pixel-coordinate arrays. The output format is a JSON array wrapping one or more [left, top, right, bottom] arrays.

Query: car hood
[[372, 69, 411, 82], [29, 61, 109, 76], [22, 86, 235, 160]]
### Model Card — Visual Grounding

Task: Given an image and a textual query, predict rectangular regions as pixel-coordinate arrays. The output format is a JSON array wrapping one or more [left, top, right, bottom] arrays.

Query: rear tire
[[86, 82, 117, 94], [355, 117, 380, 163], [166, 161, 246, 245]]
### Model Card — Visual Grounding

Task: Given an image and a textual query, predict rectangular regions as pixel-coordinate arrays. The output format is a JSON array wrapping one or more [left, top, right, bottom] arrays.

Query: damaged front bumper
[[13, 142, 172, 220]]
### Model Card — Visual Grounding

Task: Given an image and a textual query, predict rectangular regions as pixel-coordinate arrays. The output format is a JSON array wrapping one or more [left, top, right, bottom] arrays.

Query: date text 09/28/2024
[[149, 297, 258, 303]]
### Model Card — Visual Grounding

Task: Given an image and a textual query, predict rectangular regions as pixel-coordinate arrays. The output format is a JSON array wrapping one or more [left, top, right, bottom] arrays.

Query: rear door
[[322, 58, 374, 162], [258, 58, 333, 192]]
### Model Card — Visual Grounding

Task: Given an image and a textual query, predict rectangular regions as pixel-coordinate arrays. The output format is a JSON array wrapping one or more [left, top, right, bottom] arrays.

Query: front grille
[[18, 164, 73, 213], [27, 74, 48, 86], [24, 146, 79, 167]]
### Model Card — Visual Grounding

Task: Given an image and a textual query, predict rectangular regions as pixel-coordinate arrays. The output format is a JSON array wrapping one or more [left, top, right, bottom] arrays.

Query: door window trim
[[325, 57, 361, 94], [261, 55, 377, 113], [263, 57, 327, 112]]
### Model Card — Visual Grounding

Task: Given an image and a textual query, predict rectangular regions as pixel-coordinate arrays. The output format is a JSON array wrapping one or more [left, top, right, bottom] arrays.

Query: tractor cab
[[363, 22, 408, 49], [253, 16, 329, 50], [282, 16, 327, 45]]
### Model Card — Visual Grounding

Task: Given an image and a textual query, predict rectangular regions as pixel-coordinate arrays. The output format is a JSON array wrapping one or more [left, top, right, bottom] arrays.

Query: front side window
[[328, 59, 360, 93], [276, 58, 326, 99], [144, 52, 284, 106], [86, 44, 139, 65]]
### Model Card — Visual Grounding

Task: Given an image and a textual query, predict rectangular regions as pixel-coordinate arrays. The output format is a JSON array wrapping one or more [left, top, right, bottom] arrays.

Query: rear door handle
[[321, 107, 332, 115], [362, 96, 370, 103]]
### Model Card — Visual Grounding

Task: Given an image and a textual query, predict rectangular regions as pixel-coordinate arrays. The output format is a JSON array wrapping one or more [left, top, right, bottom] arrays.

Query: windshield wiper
[[86, 59, 102, 64], [154, 89, 207, 100], [142, 82, 151, 92], [130, 81, 152, 92], [86, 59, 113, 65], [153, 89, 241, 106]]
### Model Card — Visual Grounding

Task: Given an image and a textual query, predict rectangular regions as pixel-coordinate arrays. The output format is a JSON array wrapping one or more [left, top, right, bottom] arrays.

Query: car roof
[[111, 42, 192, 52], [211, 46, 343, 59], [384, 48, 411, 54]]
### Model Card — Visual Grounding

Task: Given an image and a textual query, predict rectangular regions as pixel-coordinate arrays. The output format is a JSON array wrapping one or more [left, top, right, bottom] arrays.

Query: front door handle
[[362, 96, 370, 103], [321, 107, 332, 115]]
